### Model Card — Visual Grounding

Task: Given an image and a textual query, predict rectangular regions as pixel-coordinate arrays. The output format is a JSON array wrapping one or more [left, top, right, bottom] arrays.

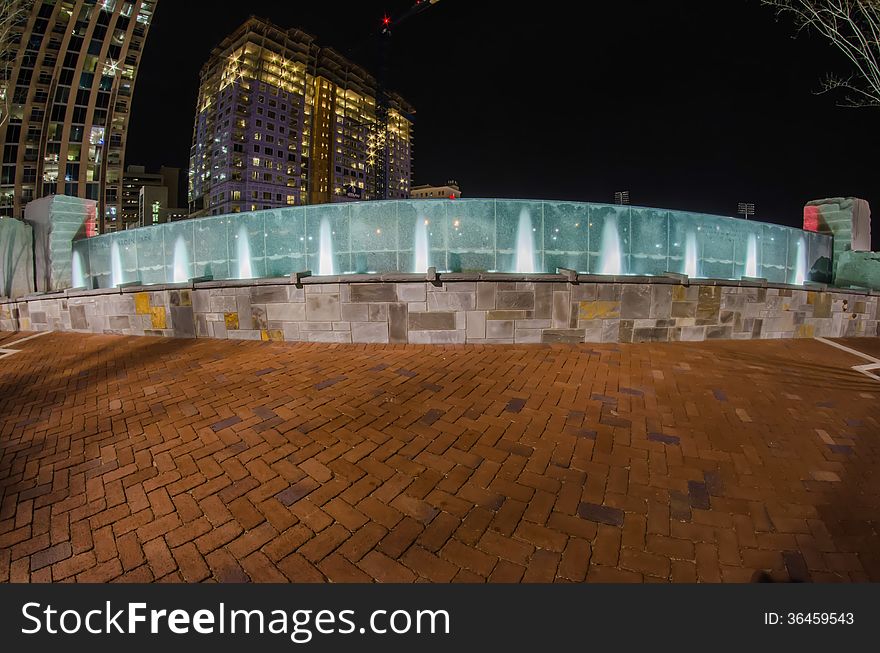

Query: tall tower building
[[189, 17, 414, 217], [0, 0, 158, 232]]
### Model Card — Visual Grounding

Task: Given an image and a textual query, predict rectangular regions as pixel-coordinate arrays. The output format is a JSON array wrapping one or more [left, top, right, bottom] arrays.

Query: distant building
[[410, 180, 461, 199], [188, 17, 414, 217], [123, 165, 185, 227], [0, 1, 159, 232]]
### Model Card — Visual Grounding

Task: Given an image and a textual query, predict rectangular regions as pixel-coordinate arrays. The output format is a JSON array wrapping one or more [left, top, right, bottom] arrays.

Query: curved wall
[[71, 199, 832, 289]]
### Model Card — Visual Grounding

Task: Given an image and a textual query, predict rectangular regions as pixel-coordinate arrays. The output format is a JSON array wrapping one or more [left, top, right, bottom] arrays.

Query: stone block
[[427, 292, 475, 311], [251, 305, 268, 330], [134, 292, 150, 315], [171, 306, 195, 337], [389, 303, 407, 344], [571, 284, 598, 301], [496, 291, 534, 310], [487, 320, 514, 339], [621, 285, 651, 319], [210, 296, 237, 313], [236, 296, 253, 329], [282, 323, 300, 341], [301, 322, 333, 331], [250, 286, 288, 303], [476, 283, 496, 309], [210, 321, 227, 339], [534, 284, 552, 318], [579, 301, 620, 320], [408, 330, 466, 344], [287, 286, 305, 302], [706, 325, 733, 340], [409, 311, 456, 330], [306, 293, 341, 321], [227, 330, 262, 341], [679, 326, 706, 341], [224, 312, 239, 330], [192, 291, 210, 313], [408, 302, 427, 312], [515, 319, 552, 329], [150, 306, 167, 329], [601, 320, 620, 343], [350, 283, 396, 302], [696, 287, 721, 322], [552, 291, 571, 328], [651, 285, 672, 318], [514, 328, 543, 343], [396, 283, 426, 303], [542, 329, 585, 344], [306, 331, 352, 343], [352, 322, 389, 343], [340, 303, 369, 322], [267, 303, 306, 322], [632, 327, 669, 342], [109, 316, 130, 330], [487, 310, 531, 320], [369, 303, 388, 322], [195, 314, 208, 337], [466, 311, 486, 339]]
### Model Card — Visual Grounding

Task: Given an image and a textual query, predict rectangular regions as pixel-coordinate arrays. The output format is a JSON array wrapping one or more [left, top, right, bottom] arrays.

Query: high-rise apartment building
[[188, 17, 414, 217], [121, 164, 180, 225], [0, 0, 157, 232]]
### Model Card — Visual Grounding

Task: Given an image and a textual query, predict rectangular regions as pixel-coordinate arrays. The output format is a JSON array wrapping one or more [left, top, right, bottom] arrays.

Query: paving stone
[[1, 330, 878, 584]]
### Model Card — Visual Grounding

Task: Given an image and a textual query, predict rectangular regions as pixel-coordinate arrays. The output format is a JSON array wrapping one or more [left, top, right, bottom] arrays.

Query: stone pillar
[[0, 217, 35, 299], [803, 197, 872, 281], [24, 195, 96, 293]]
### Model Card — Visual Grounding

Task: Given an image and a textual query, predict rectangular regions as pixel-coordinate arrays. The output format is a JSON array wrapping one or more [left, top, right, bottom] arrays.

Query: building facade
[[122, 164, 180, 226], [0, 0, 157, 232], [410, 180, 461, 199], [188, 17, 414, 217]]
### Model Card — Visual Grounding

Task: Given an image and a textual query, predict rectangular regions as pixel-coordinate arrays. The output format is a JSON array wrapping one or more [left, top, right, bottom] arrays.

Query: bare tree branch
[[762, 0, 880, 107], [0, 0, 33, 128]]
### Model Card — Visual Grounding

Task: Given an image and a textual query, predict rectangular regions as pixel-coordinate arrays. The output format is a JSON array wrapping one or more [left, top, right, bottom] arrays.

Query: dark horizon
[[128, 0, 879, 248]]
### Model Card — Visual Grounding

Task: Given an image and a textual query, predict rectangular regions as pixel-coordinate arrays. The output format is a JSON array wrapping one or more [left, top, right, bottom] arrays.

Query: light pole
[[737, 202, 755, 220]]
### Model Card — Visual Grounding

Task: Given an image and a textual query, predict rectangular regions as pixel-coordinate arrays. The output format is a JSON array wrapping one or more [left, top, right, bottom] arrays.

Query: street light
[[737, 202, 755, 220]]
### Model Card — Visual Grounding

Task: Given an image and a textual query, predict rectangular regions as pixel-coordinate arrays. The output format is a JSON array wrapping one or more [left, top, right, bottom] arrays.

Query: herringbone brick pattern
[[0, 331, 878, 583]]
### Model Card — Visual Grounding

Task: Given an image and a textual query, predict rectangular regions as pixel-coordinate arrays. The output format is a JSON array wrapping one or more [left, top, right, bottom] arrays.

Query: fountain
[[71, 250, 86, 289], [414, 217, 430, 272], [236, 224, 253, 279], [172, 235, 190, 283], [318, 217, 335, 275], [110, 240, 123, 287], [793, 237, 806, 285], [745, 233, 758, 278], [514, 208, 536, 273], [599, 215, 622, 275], [684, 231, 698, 278]]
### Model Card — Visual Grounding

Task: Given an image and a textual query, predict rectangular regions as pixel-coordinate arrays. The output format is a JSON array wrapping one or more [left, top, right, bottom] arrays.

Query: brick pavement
[[0, 330, 878, 583]]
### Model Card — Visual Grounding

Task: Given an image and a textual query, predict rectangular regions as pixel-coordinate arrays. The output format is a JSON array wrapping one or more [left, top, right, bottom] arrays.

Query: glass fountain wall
[[73, 199, 833, 288]]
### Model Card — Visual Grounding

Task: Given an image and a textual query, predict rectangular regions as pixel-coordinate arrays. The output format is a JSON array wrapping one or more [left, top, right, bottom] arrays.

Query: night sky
[[127, 0, 880, 248]]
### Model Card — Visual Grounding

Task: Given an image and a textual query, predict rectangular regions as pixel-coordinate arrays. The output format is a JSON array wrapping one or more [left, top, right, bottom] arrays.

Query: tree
[[762, 0, 880, 107], [1, 0, 33, 128]]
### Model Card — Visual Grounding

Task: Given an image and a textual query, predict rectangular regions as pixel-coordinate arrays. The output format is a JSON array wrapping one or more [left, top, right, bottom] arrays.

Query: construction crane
[[370, 0, 440, 201]]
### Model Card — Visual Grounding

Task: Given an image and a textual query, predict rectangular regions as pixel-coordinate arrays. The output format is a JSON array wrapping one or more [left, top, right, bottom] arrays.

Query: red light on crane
[[382, 15, 391, 25]]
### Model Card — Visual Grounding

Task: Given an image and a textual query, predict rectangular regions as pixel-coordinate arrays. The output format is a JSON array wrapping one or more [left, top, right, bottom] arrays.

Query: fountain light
[[598, 216, 622, 275], [237, 225, 253, 279], [684, 231, 698, 278], [746, 234, 758, 278], [514, 209, 536, 273]]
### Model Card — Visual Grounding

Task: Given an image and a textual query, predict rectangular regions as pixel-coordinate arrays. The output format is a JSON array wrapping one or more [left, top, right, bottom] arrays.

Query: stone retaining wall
[[2, 277, 878, 344]]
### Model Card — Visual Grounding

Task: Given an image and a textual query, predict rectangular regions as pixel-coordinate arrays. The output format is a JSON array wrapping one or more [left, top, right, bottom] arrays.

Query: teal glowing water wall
[[72, 199, 832, 288]]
